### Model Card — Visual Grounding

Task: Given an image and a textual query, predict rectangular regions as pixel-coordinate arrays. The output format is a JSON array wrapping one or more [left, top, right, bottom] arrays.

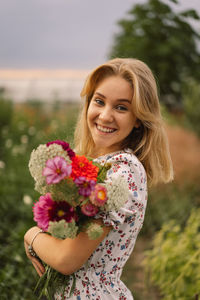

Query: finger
[[32, 261, 44, 277], [24, 241, 45, 275], [32, 261, 42, 276], [32, 257, 45, 273]]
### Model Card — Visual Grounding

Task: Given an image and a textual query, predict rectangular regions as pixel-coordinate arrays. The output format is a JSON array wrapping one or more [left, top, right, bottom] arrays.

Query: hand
[[24, 240, 45, 277]]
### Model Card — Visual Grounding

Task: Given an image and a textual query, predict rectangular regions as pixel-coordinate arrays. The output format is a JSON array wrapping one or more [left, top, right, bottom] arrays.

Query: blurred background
[[0, 0, 200, 299]]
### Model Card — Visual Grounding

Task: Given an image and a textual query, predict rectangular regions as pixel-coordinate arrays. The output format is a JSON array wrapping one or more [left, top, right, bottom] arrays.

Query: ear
[[134, 119, 141, 129]]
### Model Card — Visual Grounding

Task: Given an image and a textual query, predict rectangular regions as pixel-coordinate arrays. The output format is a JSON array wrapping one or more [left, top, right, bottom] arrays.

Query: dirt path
[[166, 125, 200, 182]]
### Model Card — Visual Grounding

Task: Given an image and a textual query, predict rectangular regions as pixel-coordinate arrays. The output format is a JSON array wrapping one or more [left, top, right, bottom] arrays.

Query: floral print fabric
[[55, 149, 147, 300]]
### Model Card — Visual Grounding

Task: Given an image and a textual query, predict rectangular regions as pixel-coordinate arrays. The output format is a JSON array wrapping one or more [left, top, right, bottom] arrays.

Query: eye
[[94, 98, 104, 106], [116, 105, 128, 111]]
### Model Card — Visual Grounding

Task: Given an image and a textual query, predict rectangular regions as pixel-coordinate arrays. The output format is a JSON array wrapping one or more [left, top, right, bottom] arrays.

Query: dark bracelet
[[28, 229, 44, 257]]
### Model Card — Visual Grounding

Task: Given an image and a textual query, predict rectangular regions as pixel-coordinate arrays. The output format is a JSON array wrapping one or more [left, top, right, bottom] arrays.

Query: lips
[[96, 124, 116, 133]]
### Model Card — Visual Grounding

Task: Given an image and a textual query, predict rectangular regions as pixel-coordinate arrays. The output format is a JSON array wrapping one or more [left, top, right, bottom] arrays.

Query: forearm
[[24, 226, 69, 273], [24, 221, 112, 275]]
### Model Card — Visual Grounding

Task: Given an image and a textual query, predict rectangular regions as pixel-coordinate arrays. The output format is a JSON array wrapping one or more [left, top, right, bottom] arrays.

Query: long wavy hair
[[74, 58, 173, 186]]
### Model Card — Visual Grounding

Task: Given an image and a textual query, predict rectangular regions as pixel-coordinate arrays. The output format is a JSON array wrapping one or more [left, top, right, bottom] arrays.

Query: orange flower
[[71, 155, 99, 181]]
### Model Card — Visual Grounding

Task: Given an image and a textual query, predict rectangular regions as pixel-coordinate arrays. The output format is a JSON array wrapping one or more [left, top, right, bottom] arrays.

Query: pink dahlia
[[90, 184, 107, 207], [81, 202, 99, 217], [33, 193, 76, 231], [74, 176, 96, 197], [46, 140, 75, 159], [33, 193, 54, 231], [43, 156, 72, 184]]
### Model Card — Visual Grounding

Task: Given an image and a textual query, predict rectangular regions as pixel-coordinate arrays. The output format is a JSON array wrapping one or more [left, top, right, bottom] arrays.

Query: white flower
[[5, 139, 12, 148], [14, 254, 23, 262], [21, 135, 28, 144], [12, 145, 26, 156], [48, 220, 78, 239], [0, 160, 5, 169], [29, 143, 71, 192], [86, 223, 103, 240], [103, 176, 129, 211], [28, 126, 36, 136], [23, 194, 32, 205]]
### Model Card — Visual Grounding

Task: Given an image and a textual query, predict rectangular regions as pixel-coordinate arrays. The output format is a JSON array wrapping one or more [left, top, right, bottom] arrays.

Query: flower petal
[[46, 174, 58, 184], [43, 167, 54, 176], [53, 156, 62, 167], [46, 158, 57, 169]]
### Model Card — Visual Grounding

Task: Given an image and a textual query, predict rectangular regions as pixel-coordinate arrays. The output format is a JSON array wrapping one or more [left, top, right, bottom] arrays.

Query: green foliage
[[0, 90, 13, 129], [0, 136, 42, 299], [144, 208, 200, 299], [34, 265, 73, 300], [0, 100, 79, 299], [0, 90, 13, 157], [109, 0, 200, 109], [142, 181, 200, 236], [96, 162, 112, 183], [49, 179, 80, 204], [183, 79, 200, 137]]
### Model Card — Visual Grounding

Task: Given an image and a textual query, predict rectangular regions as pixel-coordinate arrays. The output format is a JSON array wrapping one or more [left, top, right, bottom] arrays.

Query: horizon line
[[0, 69, 90, 79]]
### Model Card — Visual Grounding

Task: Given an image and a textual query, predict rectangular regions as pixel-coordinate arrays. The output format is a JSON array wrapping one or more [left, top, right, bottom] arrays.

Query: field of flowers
[[0, 94, 200, 299]]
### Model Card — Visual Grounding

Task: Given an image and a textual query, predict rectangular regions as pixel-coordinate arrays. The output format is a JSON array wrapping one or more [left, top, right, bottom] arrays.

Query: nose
[[99, 106, 114, 122]]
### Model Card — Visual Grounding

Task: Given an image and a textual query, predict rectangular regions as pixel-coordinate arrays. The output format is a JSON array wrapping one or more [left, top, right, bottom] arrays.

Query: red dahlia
[[71, 155, 99, 181]]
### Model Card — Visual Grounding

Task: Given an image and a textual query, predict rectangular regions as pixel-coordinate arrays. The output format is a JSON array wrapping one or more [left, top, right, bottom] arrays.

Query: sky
[[0, 0, 200, 70]]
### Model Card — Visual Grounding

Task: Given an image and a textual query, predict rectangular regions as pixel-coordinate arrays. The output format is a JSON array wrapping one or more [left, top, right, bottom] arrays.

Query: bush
[[183, 79, 200, 137], [142, 181, 200, 236], [0, 89, 13, 128], [144, 208, 200, 299]]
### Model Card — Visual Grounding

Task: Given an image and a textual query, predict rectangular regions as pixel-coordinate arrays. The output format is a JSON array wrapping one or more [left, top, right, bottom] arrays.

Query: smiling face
[[87, 76, 139, 157]]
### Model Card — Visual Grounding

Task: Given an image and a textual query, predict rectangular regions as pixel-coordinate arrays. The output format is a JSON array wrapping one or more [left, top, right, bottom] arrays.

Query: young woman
[[24, 58, 173, 299]]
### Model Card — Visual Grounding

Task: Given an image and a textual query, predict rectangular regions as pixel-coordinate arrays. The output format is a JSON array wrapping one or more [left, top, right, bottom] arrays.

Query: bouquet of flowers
[[28, 140, 129, 299]]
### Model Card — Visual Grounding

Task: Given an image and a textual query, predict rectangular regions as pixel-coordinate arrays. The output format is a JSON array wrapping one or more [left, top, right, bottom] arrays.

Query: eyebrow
[[94, 92, 132, 104]]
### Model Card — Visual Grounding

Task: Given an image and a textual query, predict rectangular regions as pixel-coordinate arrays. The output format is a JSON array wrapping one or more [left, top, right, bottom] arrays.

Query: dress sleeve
[[94, 202, 138, 230], [94, 151, 147, 231]]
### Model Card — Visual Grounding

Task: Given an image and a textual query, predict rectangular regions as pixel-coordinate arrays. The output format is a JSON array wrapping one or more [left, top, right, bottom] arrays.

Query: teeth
[[97, 125, 115, 133]]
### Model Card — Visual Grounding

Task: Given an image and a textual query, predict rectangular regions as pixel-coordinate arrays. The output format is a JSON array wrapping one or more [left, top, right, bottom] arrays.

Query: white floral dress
[[55, 149, 147, 300]]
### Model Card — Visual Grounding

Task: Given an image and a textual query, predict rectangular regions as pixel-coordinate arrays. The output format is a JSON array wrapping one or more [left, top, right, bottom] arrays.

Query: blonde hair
[[74, 58, 173, 186]]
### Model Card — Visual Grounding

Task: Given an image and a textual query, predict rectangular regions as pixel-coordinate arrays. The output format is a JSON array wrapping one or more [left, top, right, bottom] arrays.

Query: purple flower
[[33, 193, 54, 231], [74, 176, 96, 197], [46, 140, 75, 159], [43, 156, 72, 184]]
